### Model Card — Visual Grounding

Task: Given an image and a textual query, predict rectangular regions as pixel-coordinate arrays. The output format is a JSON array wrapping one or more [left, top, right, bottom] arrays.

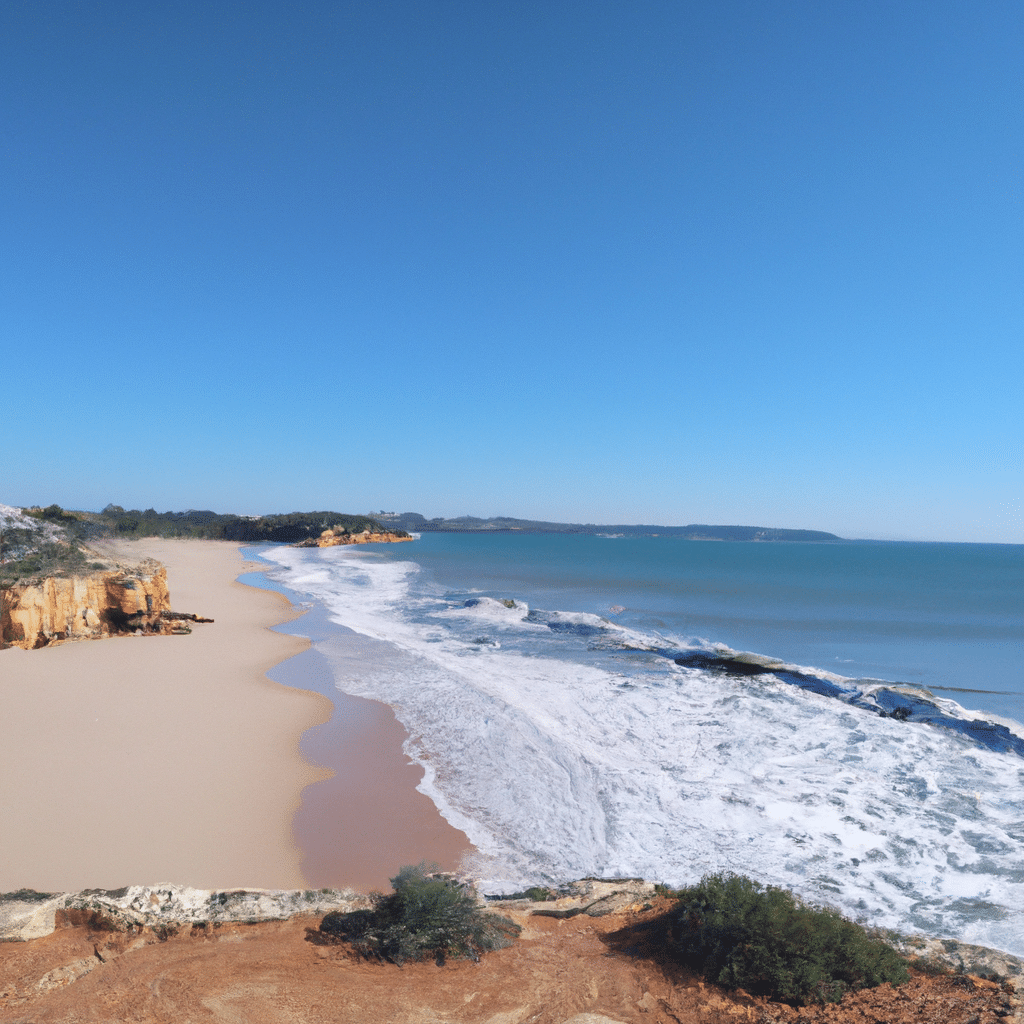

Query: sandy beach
[[0, 539, 470, 894]]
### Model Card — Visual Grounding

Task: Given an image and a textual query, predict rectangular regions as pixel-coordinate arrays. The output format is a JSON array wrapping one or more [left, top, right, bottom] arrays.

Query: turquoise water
[[252, 533, 1024, 955]]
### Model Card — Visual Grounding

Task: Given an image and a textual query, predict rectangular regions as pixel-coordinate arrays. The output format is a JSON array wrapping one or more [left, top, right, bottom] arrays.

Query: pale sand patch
[[0, 539, 329, 893]]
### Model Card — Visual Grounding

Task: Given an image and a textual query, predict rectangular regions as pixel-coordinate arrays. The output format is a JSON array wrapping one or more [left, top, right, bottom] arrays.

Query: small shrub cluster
[[520, 886, 557, 902], [670, 873, 909, 1005], [320, 863, 520, 965], [33, 504, 80, 524], [0, 541, 90, 587]]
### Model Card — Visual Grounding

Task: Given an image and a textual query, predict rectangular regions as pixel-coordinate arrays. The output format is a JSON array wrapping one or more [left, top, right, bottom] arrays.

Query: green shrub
[[670, 873, 909, 1005], [320, 863, 520, 965], [0, 541, 90, 586], [522, 886, 557, 902]]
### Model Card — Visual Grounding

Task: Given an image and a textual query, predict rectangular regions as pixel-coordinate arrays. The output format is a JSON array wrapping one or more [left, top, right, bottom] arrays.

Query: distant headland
[[376, 511, 842, 542]]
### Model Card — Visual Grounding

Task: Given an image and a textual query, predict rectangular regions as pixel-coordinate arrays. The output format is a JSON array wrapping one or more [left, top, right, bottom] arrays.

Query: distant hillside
[[379, 512, 842, 542]]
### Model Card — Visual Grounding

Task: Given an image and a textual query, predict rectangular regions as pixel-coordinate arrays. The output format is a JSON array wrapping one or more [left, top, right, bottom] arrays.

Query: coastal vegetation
[[91, 505, 395, 543], [319, 863, 520, 965], [313, 865, 911, 1004], [0, 505, 94, 588], [667, 872, 909, 1005], [0, 541, 95, 588], [0, 503, 408, 588]]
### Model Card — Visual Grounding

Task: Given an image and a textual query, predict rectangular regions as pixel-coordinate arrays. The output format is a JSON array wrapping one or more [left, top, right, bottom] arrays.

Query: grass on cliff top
[[0, 541, 97, 588], [667, 872, 909, 1005], [320, 863, 520, 965]]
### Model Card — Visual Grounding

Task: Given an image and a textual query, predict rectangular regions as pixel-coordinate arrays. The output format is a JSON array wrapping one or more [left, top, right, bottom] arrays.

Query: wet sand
[[0, 538, 470, 894], [272, 643, 472, 892]]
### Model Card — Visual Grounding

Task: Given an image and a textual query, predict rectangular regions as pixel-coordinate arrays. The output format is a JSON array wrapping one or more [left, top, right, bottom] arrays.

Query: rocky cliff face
[[297, 528, 413, 548], [0, 567, 179, 649]]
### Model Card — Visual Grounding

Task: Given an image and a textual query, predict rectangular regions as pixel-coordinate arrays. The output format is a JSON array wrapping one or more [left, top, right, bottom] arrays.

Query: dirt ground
[[1, 901, 1018, 1024]]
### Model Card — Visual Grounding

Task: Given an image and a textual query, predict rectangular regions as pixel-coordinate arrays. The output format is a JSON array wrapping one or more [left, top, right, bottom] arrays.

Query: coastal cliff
[[1, 881, 1020, 1024], [296, 528, 413, 548], [0, 565, 208, 649]]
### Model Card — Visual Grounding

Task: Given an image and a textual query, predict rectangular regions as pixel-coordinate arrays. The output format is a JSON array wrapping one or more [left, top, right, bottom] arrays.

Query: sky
[[3, 1, 1021, 542]]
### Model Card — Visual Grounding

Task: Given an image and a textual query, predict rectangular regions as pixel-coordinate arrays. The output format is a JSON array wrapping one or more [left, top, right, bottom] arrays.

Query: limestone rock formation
[[0, 885, 367, 942], [0, 566, 208, 649], [296, 528, 413, 548], [489, 879, 657, 920]]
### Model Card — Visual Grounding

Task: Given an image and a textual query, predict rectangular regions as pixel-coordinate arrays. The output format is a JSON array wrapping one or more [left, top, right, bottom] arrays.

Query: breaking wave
[[255, 543, 1024, 957]]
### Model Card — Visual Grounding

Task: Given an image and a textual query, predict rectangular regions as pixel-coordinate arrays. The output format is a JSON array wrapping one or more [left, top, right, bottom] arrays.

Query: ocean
[[246, 533, 1024, 956]]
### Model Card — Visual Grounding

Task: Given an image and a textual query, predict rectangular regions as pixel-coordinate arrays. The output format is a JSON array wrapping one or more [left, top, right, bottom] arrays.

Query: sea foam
[[259, 543, 1024, 957]]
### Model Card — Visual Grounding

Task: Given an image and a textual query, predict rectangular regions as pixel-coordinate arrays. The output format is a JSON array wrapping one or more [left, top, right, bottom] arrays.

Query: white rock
[[0, 894, 65, 942]]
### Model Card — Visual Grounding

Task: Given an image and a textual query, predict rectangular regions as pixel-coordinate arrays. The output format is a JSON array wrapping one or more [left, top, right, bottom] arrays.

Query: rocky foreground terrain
[[1, 881, 1020, 1024]]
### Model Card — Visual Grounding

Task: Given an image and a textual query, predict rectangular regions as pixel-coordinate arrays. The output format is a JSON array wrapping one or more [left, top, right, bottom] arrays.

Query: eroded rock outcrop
[[0, 567, 208, 649], [296, 528, 413, 548], [0, 885, 368, 942]]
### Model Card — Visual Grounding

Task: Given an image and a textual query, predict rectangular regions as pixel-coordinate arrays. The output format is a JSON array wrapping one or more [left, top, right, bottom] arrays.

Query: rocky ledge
[[4, 879, 1022, 985], [0, 885, 368, 942], [295, 527, 413, 547], [0, 879, 651, 944]]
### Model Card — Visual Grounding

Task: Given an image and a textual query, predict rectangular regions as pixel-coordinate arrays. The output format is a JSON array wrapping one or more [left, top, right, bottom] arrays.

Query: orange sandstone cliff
[[0, 566, 207, 649], [297, 528, 413, 548]]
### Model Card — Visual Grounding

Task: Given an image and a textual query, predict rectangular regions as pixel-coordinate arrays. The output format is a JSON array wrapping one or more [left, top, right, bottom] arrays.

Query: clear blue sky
[[3, 1, 1021, 542]]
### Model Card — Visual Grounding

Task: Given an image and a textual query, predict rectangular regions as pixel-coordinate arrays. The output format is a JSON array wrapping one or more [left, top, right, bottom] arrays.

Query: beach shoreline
[[0, 538, 470, 894], [237, 552, 474, 891]]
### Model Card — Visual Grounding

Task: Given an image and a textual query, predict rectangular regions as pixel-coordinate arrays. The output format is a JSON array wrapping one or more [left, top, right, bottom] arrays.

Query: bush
[[670, 873, 909, 1005], [0, 541, 90, 586], [320, 863, 520, 965]]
